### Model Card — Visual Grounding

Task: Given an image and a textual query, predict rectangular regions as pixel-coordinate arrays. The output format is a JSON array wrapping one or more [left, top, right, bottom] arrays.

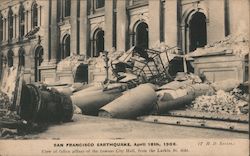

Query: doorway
[[136, 22, 149, 49], [189, 12, 207, 52], [94, 29, 104, 57]]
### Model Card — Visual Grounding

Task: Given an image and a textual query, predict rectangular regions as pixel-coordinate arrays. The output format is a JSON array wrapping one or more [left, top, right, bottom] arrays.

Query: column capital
[[1, 8, 9, 19], [12, 3, 20, 15], [23, 0, 32, 11]]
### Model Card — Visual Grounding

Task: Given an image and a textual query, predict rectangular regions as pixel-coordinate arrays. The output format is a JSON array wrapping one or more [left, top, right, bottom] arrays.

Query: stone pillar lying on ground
[[155, 79, 240, 114], [71, 85, 123, 116], [99, 84, 157, 119]]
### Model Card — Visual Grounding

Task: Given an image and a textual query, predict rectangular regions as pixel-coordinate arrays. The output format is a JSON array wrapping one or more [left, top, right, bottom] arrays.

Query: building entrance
[[189, 12, 207, 52], [136, 22, 148, 49], [95, 29, 104, 57]]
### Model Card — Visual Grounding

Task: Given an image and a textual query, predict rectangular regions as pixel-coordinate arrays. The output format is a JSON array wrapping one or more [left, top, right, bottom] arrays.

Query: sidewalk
[[28, 114, 248, 139]]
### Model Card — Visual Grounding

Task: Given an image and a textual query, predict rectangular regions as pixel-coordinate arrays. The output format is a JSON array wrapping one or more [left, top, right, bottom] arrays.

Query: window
[[34, 46, 43, 82], [8, 8, 13, 40], [7, 50, 13, 67], [19, 4, 25, 37], [32, 2, 38, 28], [64, 0, 71, 17], [0, 14, 3, 42], [18, 48, 25, 66], [60, 34, 70, 60], [96, 0, 105, 9], [0, 54, 3, 77], [94, 29, 104, 57]]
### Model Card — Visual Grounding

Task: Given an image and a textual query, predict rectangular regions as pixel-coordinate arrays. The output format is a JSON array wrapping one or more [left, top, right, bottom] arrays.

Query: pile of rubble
[[190, 89, 249, 115], [0, 91, 10, 109], [0, 128, 18, 139], [187, 33, 249, 58], [57, 55, 86, 71]]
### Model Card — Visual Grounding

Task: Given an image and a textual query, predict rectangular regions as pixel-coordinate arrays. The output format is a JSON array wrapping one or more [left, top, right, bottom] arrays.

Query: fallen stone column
[[99, 84, 157, 119], [71, 87, 123, 116], [156, 83, 214, 114]]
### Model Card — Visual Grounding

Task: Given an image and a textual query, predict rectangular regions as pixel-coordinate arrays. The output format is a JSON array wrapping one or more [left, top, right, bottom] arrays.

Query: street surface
[[28, 114, 248, 139]]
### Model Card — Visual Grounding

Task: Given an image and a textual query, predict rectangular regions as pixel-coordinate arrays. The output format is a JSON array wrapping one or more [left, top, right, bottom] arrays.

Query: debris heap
[[190, 89, 249, 115], [187, 33, 249, 58], [0, 91, 10, 110]]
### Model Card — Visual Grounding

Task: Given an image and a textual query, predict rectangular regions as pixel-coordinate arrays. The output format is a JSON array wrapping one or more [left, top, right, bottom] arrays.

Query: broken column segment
[[19, 84, 73, 123], [156, 81, 215, 114], [155, 78, 241, 114], [71, 84, 124, 116], [99, 84, 157, 119]]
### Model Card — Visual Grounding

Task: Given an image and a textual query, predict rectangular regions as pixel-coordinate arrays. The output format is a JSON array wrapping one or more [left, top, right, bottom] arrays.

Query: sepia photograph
[[0, 0, 249, 155]]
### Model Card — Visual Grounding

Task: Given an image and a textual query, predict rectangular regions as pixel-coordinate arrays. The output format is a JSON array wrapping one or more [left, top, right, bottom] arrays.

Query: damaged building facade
[[0, 0, 249, 84]]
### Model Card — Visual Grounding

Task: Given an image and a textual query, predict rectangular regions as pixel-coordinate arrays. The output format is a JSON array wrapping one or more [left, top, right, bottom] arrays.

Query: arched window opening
[[34, 46, 43, 82], [8, 8, 14, 40], [7, 50, 14, 67], [0, 14, 3, 42], [96, 0, 105, 9], [135, 22, 149, 49], [64, 0, 71, 17], [61, 34, 70, 60], [94, 29, 104, 57], [19, 4, 25, 37], [32, 3, 38, 28], [18, 48, 25, 66], [0, 54, 3, 78], [189, 12, 207, 52]]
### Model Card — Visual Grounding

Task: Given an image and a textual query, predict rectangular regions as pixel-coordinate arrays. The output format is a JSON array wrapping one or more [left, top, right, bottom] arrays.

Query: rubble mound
[[190, 89, 249, 115], [57, 55, 86, 71], [189, 33, 249, 57], [0, 91, 10, 110]]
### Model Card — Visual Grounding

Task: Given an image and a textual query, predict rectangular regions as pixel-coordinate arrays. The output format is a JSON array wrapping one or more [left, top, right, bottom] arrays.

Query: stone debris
[[190, 89, 249, 115], [231, 85, 249, 102], [211, 79, 240, 92], [56, 55, 87, 83], [1, 110, 21, 120], [57, 55, 86, 71], [73, 105, 82, 114], [0, 91, 10, 110], [187, 33, 249, 58], [0, 128, 18, 138]]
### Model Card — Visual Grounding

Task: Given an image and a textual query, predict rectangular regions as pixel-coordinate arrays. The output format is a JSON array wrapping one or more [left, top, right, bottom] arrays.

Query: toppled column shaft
[[99, 84, 157, 119], [71, 85, 123, 116], [156, 83, 214, 113]]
